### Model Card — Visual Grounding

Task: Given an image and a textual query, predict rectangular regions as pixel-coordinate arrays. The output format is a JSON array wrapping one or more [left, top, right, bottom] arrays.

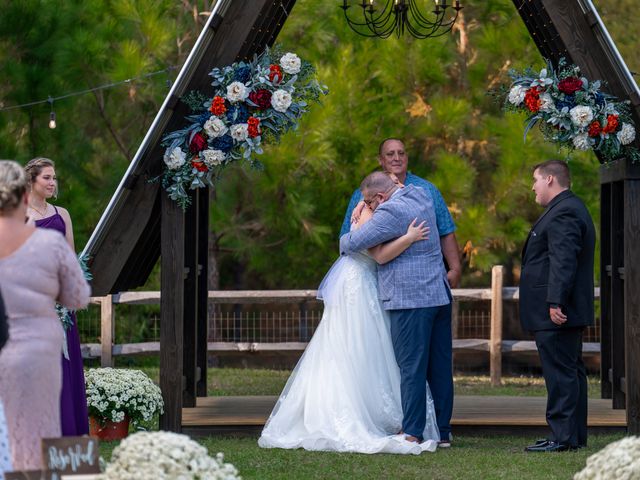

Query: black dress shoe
[[525, 441, 574, 452]]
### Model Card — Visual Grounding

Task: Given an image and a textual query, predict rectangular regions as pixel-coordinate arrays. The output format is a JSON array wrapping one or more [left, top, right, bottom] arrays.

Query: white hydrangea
[[280, 52, 301, 75], [230, 123, 248, 142], [201, 149, 226, 167], [569, 105, 594, 128], [574, 436, 640, 480], [507, 85, 527, 106], [617, 122, 636, 145], [85, 368, 164, 424], [203, 116, 228, 138], [539, 92, 555, 113], [104, 431, 241, 480], [226, 81, 249, 103], [163, 147, 186, 170], [572, 132, 592, 151], [271, 89, 292, 113]]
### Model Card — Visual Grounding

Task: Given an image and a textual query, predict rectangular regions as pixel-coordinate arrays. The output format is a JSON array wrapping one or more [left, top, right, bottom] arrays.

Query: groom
[[340, 171, 453, 446]]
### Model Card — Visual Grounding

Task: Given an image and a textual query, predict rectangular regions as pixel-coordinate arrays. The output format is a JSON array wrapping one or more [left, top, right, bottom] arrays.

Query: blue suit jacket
[[339, 185, 450, 310]]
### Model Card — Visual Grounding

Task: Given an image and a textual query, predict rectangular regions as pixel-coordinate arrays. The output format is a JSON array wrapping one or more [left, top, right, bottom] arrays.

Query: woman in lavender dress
[[25, 157, 89, 436]]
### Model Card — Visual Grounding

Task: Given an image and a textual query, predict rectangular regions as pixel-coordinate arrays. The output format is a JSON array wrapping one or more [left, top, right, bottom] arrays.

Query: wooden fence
[[85, 266, 601, 385]]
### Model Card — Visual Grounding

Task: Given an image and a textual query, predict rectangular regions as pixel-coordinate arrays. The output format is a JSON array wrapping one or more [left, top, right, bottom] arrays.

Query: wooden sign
[[5, 471, 58, 480], [41, 437, 100, 476]]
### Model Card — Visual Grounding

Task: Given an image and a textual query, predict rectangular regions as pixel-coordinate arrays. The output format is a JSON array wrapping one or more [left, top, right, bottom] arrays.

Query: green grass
[[99, 433, 624, 480], [120, 362, 601, 398]]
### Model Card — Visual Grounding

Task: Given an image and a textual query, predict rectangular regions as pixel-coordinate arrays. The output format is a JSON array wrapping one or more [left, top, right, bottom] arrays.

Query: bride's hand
[[351, 201, 367, 224], [406, 218, 429, 242]]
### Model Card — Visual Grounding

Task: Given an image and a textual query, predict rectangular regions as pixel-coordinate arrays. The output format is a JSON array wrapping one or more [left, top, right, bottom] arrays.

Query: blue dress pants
[[389, 303, 453, 441]]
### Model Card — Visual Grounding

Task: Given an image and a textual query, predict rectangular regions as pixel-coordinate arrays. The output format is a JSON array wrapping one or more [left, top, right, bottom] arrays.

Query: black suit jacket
[[519, 190, 596, 331]]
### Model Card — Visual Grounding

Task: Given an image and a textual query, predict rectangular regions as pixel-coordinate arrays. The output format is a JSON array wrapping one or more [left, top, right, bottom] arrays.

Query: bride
[[258, 176, 440, 455]]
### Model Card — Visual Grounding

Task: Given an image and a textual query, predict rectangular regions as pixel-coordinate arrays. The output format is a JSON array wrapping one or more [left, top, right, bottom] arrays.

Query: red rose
[[248, 89, 272, 110], [603, 114, 619, 134], [558, 76, 583, 95], [269, 64, 283, 84], [524, 87, 541, 113], [588, 121, 602, 137], [189, 132, 207, 153], [209, 96, 226, 116], [247, 116, 261, 138], [191, 158, 208, 172]]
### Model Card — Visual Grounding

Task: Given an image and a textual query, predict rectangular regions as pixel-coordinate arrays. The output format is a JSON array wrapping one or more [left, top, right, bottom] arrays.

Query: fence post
[[100, 295, 115, 367], [490, 265, 504, 386]]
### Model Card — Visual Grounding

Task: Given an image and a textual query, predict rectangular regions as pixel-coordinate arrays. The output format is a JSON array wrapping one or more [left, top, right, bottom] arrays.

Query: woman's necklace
[[29, 202, 48, 218]]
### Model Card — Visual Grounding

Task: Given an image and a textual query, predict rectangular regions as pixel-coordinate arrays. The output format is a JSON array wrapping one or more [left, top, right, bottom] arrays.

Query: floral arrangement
[[161, 47, 328, 208], [573, 436, 640, 479], [85, 368, 164, 426], [504, 58, 639, 164], [104, 431, 241, 480]]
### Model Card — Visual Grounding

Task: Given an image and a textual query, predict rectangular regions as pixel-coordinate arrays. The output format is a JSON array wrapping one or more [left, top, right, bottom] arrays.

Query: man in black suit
[[520, 160, 595, 453]]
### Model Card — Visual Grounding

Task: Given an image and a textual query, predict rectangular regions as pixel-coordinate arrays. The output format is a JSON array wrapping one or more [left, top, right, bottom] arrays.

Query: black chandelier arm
[[409, 1, 445, 27]]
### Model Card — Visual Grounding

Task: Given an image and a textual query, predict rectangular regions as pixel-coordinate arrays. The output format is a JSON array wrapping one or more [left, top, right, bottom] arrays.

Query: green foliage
[[1, 0, 635, 288]]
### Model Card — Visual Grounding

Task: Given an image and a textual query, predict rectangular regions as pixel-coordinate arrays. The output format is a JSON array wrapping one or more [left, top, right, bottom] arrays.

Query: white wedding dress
[[258, 252, 439, 454]]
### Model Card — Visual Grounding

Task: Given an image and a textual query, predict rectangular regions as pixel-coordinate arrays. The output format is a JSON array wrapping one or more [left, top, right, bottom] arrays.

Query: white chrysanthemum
[[574, 436, 640, 480], [203, 116, 228, 138], [617, 122, 636, 145], [226, 81, 249, 103], [271, 89, 293, 113], [569, 105, 594, 128], [539, 92, 555, 113], [163, 147, 186, 170], [508, 85, 527, 105], [230, 123, 248, 142], [201, 149, 226, 167], [280, 52, 301, 75], [572, 133, 592, 151], [104, 431, 241, 480]]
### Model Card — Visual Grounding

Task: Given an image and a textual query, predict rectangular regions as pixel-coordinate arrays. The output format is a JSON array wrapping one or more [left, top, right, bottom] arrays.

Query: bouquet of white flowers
[[574, 436, 640, 479], [85, 368, 164, 426], [104, 431, 241, 480]]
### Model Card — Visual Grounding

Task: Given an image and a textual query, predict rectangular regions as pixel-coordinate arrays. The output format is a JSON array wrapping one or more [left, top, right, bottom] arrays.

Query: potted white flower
[[104, 431, 241, 479], [85, 368, 164, 440]]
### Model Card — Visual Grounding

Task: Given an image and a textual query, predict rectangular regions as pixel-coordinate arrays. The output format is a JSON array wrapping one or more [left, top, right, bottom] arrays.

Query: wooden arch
[[83, 0, 640, 433]]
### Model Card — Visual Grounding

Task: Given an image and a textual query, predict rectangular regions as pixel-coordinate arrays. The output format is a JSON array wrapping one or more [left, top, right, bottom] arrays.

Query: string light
[[0, 66, 177, 127], [48, 97, 56, 129]]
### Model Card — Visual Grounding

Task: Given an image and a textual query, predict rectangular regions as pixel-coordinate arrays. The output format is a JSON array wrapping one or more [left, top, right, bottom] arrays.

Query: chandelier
[[340, 1, 463, 39]]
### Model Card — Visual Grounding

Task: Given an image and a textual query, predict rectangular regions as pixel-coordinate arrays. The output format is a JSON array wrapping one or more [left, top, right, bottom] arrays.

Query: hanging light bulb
[[48, 97, 56, 129]]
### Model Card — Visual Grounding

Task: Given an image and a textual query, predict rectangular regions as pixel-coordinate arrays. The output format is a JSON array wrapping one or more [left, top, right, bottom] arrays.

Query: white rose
[[617, 122, 636, 145], [280, 52, 301, 75], [201, 149, 226, 167], [507, 85, 527, 106], [230, 123, 249, 142], [163, 147, 186, 170], [572, 133, 592, 151], [539, 93, 555, 113], [226, 81, 249, 103], [271, 89, 292, 112], [203, 116, 228, 138], [569, 105, 594, 128]]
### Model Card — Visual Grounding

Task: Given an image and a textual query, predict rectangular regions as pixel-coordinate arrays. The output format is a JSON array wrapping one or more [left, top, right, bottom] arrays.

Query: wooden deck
[[181, 395, 626, 436]]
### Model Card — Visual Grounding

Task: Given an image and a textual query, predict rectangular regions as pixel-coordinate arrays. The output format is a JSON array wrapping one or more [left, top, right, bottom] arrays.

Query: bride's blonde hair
[[0, 160, 28, 215]]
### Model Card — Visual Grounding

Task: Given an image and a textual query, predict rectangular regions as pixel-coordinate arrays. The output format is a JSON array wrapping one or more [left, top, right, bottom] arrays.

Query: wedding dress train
[[258, 252, 439, 454]]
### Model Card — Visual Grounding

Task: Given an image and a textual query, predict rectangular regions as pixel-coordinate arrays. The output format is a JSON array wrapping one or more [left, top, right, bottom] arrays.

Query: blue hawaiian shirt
[[339, 172, 456, 237]]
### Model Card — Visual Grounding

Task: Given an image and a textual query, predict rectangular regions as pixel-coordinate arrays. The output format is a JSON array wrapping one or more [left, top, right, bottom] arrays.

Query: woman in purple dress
[[25, 157, 89, 436]]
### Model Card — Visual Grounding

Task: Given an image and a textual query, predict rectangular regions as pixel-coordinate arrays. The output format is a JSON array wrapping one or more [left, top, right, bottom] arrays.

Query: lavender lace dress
[[36, 207, 89, 436]]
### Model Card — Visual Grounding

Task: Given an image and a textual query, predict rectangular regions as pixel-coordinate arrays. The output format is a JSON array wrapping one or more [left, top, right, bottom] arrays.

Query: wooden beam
[[610, 181, 626, 409], [182, 190, 199, 408], [196, 187, 209, 397], [160, 189, 185, 432], [624, 178, 640, 434], [600, 183, 612, 399], [99, 295, 114, 367], [490, 266, 504, 387]]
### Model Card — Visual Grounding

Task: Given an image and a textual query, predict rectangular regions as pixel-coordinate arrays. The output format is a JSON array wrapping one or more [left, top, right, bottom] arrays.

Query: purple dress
[[36, 207, 89, 436]]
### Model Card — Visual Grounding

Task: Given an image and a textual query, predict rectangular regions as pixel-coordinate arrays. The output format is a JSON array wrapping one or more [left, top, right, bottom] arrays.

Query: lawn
[[99, 433, 623, 480]]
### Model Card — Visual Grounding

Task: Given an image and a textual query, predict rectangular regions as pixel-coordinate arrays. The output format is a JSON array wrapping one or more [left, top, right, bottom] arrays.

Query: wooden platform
[[182, 395, 627, 436]]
